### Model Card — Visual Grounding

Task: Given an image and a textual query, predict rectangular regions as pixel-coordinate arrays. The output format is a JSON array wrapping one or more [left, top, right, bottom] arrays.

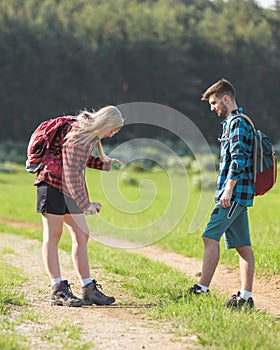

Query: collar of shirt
[[218, 107, 244, 142], [221, 106, 243, 125]]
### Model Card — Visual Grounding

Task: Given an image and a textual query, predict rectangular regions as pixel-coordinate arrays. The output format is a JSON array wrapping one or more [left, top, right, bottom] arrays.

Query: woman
[[34, 105, 124, 307]]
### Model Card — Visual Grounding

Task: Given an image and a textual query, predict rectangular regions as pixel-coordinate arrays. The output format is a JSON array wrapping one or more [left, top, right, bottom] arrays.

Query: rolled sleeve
[[227, 119, 251, 181], [62, 140, 91, 211], [86, 156, 111, 171]]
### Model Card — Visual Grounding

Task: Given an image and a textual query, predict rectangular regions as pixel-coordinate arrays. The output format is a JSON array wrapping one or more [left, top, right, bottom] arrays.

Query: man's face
[[208, 94, 229, 117]]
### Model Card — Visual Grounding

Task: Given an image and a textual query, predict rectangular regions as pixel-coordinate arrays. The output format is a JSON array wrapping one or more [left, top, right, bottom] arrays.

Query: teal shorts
[[202, 201, 251, 249]]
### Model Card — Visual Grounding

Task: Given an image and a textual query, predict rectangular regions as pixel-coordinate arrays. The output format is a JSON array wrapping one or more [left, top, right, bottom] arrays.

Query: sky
[[256, 0, 277, 8]]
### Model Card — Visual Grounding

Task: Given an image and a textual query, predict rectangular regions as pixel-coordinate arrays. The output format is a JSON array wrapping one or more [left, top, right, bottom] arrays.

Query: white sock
[[239, 290, 252, 300], [51, 277, 62, 286], [81, 277, 92, 287], [197, 283, 209, 292]]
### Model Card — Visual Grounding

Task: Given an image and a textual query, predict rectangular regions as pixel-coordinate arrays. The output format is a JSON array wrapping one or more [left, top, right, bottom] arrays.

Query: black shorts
[[37, 182, 83, 215]]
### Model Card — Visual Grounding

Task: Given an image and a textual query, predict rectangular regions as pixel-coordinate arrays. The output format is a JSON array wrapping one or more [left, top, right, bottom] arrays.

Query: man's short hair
[[201, 78, 236, 101]]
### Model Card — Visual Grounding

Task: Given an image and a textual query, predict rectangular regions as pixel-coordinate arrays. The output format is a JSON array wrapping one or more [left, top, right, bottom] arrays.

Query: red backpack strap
[[44, 116, 76, 149]]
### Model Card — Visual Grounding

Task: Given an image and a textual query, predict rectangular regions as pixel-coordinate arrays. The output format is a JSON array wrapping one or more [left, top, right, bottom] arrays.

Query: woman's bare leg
[[64, 213, 90, 280], [42, 213, 64, 279]]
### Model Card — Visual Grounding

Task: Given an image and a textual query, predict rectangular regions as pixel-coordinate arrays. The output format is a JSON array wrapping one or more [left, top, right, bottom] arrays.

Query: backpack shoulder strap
[[224, 113, 256, 138], [224, 113, 257, 184]]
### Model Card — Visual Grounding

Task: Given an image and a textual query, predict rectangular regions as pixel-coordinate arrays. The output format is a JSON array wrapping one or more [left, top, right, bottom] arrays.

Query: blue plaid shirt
[[216, 107, 255, 207]]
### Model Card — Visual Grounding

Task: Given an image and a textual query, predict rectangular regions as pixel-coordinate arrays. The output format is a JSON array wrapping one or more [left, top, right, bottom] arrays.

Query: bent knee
[[235, 245, 253, 254], [72, 231, 90, 245], [202, 236, 219, 246]]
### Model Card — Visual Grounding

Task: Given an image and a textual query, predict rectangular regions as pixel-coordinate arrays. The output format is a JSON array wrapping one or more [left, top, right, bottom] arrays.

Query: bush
[[120, 172, 139, 186], [190, 154, 218, 173], [0, 141, 27, 164], [0, 162, 20, 173], [191, 172, 217, 191]]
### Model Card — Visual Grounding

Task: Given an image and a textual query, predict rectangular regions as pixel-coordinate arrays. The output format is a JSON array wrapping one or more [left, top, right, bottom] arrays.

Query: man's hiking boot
[[51, 280, 83, 307], [226, 291, 254, 309], [82, 280, 115, 306], [189, 284, 210, 295]]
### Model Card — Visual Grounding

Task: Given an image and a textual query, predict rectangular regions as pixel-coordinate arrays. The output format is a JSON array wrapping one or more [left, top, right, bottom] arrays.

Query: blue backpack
[[225, 113, 277, 196]]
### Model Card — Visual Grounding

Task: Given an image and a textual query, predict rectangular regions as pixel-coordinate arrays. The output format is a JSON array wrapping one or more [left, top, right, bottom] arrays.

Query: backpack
[[225, 113, 277, 196], [26, 116, 76, 173]]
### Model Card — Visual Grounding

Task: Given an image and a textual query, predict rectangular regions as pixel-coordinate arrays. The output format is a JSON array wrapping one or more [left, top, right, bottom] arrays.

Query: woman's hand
[[85, 202, 102, 215], [108, 158, 123, 171]]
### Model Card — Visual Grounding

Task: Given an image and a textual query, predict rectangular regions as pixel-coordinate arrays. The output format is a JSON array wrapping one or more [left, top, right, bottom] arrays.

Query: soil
[[1, 226, 279, 349], [94, 234, 280, 319], [0, 233, 197, 349]]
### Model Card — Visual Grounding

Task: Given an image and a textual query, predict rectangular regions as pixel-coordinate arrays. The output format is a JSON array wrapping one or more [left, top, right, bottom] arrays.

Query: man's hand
[[219, 189, 233, 208], [219, 179, 237, 208]]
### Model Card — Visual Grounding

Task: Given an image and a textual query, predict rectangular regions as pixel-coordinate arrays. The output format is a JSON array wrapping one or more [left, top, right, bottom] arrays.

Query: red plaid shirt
[[34, 123, 111, 210]]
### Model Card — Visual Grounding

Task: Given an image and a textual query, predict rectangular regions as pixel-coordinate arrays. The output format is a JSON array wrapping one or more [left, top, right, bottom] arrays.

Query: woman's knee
[[71, 230, 89, 245], [42, 213, 64, 243], [43, 229, 63, 245]]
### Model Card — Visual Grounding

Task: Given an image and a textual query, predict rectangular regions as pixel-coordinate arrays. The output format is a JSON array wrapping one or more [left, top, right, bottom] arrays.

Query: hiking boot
[[51, 280, 83, 307], [189, 284, 210, 295], [226, 291, 254, 309], [82, 280, 115, 306]]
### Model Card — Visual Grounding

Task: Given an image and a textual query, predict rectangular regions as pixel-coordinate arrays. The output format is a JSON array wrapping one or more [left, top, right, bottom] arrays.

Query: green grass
[[0, 240, 95, 350], [2, 241, 280, 349], [0, 262, 28, 350], [0, 166, 280, 349], [82, 167, 279, 274], [0, 167, 39, 223], [90, 243, 280, 349], [0, 167, 279, 273], [40, 320, 94, 350], [0, 263, 26, 314], [1, 247, 16, 255]]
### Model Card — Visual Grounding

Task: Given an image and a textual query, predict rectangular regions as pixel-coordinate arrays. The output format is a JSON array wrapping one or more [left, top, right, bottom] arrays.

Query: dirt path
[[1, 227, 279, 349], [0, 233, 196, 350], [133, 245, 280, 318], [94, 234, 280, 319]]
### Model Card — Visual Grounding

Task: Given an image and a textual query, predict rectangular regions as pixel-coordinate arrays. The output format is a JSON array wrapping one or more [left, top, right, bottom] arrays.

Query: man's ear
[[223, 94, 230, 104]]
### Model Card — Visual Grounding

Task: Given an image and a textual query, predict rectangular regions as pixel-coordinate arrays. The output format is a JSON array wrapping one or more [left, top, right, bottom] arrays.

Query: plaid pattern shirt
[[216, 108, 255, 207], [34, 123, 111, 211]]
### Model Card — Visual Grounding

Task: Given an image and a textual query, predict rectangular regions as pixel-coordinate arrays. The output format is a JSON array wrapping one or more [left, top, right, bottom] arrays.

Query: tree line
[[0, 0, 279, 147]]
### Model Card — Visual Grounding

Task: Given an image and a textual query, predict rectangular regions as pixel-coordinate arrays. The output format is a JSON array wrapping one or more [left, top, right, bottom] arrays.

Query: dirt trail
[[0, 233, 196, 350], [133, 245, 280, 318], [1, 226, 280, 349], [94, 234, 280, 319]]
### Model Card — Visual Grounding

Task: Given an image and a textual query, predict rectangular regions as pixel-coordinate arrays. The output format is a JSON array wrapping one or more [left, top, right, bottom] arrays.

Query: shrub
[[191, 172, 217, 191]]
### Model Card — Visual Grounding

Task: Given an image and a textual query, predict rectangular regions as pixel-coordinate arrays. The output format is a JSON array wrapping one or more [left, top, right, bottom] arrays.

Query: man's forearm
[[225, 179, 237, 192]]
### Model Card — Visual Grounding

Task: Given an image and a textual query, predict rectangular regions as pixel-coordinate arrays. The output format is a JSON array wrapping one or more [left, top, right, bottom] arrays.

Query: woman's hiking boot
[[82, 280, 115, 306], [51, 280, 83, 307]]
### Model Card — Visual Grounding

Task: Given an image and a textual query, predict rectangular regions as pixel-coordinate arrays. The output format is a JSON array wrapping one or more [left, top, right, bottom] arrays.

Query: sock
[[239, 290, 252, 300], [197, 283, 209, 292], [81, 277, 92, 287], [51, 277, 62, 286]]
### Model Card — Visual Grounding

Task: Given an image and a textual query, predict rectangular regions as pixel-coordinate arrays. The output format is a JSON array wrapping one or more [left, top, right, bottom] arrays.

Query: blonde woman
[[34, 106, 124, 307]]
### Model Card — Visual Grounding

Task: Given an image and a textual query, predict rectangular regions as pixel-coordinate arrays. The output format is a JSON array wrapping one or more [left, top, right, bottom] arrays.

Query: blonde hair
[[66, 105, 124, 162]]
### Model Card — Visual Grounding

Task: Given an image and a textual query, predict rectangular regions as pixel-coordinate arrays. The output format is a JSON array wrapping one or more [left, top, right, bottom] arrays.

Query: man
[[189, 79, 255, 308]]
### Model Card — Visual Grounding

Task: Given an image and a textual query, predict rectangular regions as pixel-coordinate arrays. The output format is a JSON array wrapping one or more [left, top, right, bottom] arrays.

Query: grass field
[[1, 166, 279, 274], [0, 165, 280, 349]]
